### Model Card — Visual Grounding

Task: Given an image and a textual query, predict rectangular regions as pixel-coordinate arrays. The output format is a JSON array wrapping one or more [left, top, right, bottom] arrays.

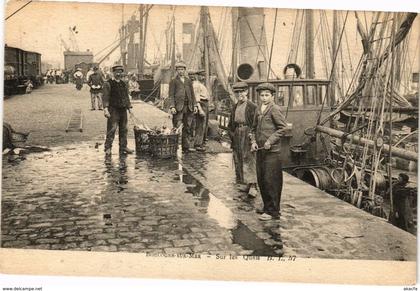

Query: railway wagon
[[4, 45, 43, 95]]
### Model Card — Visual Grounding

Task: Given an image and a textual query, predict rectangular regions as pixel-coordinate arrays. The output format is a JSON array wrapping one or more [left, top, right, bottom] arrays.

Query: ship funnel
[[235, 8, 268, 81], [237, 63, 254, 81]]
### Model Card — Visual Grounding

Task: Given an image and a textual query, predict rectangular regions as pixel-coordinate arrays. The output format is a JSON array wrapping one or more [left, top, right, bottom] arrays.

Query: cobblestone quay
[[1, 143, 282, 256], [2, 83, 416, 260]]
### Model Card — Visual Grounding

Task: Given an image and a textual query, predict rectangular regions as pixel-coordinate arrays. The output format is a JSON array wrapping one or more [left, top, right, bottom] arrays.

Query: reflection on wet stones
[[2, 142, 285, 256]]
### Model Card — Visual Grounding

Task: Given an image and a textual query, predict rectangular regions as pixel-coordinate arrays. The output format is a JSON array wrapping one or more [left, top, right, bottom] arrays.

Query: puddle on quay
[[3, 140, 281, 256], [179, 169, 280, 256]]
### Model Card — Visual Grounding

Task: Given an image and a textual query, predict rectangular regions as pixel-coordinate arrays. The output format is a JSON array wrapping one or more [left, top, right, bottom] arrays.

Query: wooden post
[[201, 7, 211, 93], [171, 14, 176, 77], [231, 7, 238, 82], [305, 9, 315, 79], [138, 4, 144, 77], [330, 10, 338, 105]]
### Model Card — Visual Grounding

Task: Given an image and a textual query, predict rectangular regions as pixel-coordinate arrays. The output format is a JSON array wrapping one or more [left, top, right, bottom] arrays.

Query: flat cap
[[188, 69, 205, 75], [175, 61, 187, 68], [256, 82, 276, 93], [112, 65, 124, 72], [232, 81, 248, 91]]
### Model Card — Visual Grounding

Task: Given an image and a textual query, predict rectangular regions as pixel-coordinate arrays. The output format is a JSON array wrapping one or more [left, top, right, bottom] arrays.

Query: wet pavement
[[2, 84, 416, 260], [1, 141, 282, 256], [2, 139, 416, 260]]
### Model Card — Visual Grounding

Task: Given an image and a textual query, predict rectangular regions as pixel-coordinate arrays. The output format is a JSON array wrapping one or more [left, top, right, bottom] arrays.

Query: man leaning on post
[[102, 65, 134, 156]]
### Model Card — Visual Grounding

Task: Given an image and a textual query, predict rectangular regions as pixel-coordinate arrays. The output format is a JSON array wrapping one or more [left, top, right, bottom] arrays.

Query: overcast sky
[[4, 0, 419, 81]]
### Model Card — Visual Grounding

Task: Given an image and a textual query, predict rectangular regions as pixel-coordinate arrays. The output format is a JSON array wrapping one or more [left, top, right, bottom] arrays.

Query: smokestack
[[236, 7, 268, 81]]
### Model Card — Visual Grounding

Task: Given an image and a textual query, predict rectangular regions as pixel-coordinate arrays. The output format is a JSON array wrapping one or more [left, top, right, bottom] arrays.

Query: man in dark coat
[[102, 65, 133, 156], [87, 66, 104, 110], [389, 173, 415, 232], [228, 81, 257, 195], [250, 83, 288, 221], [168, 61, 197, 152]]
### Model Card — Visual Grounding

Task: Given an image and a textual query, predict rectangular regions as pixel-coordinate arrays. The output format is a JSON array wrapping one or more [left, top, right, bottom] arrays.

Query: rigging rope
[[316, 11, 350, 125], [242, 15, 279, 79], [286, 11, 300, 65], [5, 0, 32, 21], [266, 8, 278, 80]]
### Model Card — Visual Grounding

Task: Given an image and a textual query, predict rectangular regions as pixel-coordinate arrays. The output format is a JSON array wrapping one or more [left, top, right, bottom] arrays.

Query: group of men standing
[[229, 81, 288, 221], [168, 61, 210, 152], [98, 62, 286, 221], [45, 69, 67, 84], [168, 61, 287, 221]]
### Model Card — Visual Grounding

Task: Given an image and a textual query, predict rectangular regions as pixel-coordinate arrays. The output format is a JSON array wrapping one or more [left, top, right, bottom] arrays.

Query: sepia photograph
[[1, 0, 418, 288]]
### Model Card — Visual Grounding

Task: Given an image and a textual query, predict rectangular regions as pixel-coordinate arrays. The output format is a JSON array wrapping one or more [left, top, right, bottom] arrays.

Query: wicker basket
[[134, 127, 150, 154], [148, 133, 179, 159]]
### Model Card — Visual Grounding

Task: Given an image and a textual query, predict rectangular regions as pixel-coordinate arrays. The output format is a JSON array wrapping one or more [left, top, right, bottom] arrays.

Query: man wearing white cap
[[73, 68, 84, 90]]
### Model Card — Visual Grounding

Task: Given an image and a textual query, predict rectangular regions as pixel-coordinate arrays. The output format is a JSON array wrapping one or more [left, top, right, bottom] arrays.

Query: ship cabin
[[217, 78, 332, 168]]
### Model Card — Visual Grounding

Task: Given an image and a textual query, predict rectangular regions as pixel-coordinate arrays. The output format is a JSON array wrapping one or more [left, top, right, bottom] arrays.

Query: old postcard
[[1, 0, 418, 288]]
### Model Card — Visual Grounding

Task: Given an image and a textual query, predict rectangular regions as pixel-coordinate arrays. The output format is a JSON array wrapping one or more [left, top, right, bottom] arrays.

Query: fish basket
[[133, 127, 151, 154], [148, 133, 179, 159]]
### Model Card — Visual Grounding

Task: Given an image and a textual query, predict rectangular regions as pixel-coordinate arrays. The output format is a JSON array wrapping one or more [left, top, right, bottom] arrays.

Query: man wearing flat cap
[[250, 82, 288, 221], [102, 65, 133, 156], [228, 81, 258, 195], [87, 66, 104, 110], [190, 70, 210, 152], [168, 61, 198, 152]]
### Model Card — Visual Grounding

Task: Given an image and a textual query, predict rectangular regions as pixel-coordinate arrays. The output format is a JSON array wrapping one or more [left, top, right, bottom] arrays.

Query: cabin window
[[251, 87, 258, 103], [306, 85, 316, 105], [292, 86, 304, 107], [277, 86, 289, 106]]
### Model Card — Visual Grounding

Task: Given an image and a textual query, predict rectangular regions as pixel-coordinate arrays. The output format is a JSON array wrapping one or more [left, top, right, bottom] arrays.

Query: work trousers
[[104, 107, 128, 151], [232, 126, 256, 184], [256, 150, 283, 216], [91, 92, 103, 110], [172, 105, 194, 150], [194, 100, 209, 147]]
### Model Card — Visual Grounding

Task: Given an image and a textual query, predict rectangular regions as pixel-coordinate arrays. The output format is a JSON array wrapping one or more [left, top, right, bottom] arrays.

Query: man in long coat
[[228, 81, 257, 194], [168, 61, 198, 152]]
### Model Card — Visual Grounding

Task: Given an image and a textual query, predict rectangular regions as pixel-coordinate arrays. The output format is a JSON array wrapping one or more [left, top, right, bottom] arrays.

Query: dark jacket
[[251, 102, 287, 152], [228, 99, 257, 133], [88, 72, 104, 93], [102, 79, 131, 109], [168, 76, 196, 112]]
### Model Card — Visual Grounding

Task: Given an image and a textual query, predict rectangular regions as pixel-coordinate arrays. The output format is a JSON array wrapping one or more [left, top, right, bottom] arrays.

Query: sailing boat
[[193, 7, 418, 229]]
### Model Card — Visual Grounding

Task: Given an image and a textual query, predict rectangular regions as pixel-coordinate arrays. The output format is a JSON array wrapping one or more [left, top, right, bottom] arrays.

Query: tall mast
[[305, 9, 315, 79], [127, 16, 136, 71], [120, 4, 127, 69], [231, 7, 238, 81], [142, 6, 149, 75], [330, 10, 339, 104], [201, 6, 211, 92], [171, 13, 176, 77], [138, 4, 144, 76]]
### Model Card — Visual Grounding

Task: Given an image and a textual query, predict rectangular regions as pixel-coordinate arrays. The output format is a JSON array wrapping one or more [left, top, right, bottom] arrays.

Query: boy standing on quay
[[250, 83, 288, 221]]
